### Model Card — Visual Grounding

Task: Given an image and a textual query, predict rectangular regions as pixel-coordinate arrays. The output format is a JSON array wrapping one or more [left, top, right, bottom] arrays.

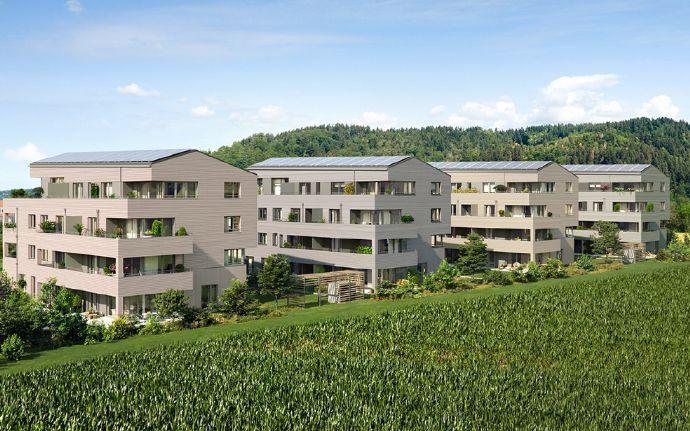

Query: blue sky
[[1, 0, 689, 188]]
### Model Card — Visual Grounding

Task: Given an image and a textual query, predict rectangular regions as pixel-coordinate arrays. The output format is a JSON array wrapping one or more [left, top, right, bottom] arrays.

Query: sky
[[1, 0, 689, 188]]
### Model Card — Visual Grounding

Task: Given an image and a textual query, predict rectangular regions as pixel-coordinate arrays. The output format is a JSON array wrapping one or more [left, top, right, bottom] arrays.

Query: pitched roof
[[562, 164, 652, 173], [429, 161, 552, 171], [249, 156, 410, 169], [31, 149, 193, 166]]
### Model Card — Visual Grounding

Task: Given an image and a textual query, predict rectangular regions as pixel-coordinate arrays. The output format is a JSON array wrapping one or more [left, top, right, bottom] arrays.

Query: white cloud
[[4, 143, 46, 163], [429, 105, 446, 115], [116, 83, 160, 97], [531, 73, 624, 123], [66, 0, 83, 13], [354, 111, 397, 129], [228, 105, 288, 124], [447, 99, 526, 129], [639, 95, 680, 119], [190, 106, 215, 117], [255, 105, 285, 123]]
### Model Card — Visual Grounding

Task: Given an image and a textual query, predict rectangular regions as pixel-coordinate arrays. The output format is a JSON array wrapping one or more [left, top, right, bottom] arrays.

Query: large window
[[272, 208, 283, 221], [224, 182, 240, 198], [431, 208, 442, 223], [258, 208, 267, 221], [578, 201, 588, 211], [258, 233, 267, 245], [201, 284, 218, 308], [224, 249, 245, 266], [224, 216, 241, 232], [482, 182, 495, 193], [565, 204, 573, 215]]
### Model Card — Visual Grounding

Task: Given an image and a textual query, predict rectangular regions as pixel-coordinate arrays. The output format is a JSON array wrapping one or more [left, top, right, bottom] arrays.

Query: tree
[[39, 278, 81, 314], [0, 285, 47, 346], [590, 221, 623, 256], [456, 233, 489, 275], [29, 187, 43, 198], [217, 279, 258, 316], [258, 254, 296, 308], [9, 189, 26, 198], [153, 289, 189, 318]]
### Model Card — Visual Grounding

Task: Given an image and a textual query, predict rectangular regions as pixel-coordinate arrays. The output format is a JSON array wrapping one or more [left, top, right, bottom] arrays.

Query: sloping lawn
[[0, 260, 680, 375]]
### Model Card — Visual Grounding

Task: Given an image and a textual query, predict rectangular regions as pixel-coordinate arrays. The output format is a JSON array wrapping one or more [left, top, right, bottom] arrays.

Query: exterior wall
[[248, 157, 450, 286], [441, 162, 578, 265], [570, 166, 670, 252], [1, 151, 256, 314]]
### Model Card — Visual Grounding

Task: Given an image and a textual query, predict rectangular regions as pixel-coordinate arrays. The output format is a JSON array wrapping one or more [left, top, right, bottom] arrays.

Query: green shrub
[[48, 313, 87, 346], [484, 270, 513, 286], [422, 260, 461, 291], [175, 226, 188, 236], [354, 245, 372, 254], [541, 259, 567, 279], [84, 323, 106, 345], [575, 254, 596, 272], [153, 289, 189, 318], [104, 315, 139, 342], [1, 334, 24, 361], [217, 280, 258, 317], [400, 214, 415, 223], [657, 242, 690, 262], [151, 220, 163, 237], [139, 317, 167, 336]]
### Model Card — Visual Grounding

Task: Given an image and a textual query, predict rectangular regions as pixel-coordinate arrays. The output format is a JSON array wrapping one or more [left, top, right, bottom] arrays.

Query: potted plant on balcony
[[151, 220, 163, 237], [103, 263, 116, 276], [401, 214, 414, 224], [174, 264, 185, 273], [343, 182, 355, 195], [287, 212, 299, 222], [39, 220, 56, 233], [613, 203, 621, 212], [112, 227, 124, 238], [355, 245, 373, 254], [493, 184, 508, 193], [73, 223, 84, 235], [3, 221, 16, 229], [90, 184, 100, 198], [498, 209, 505, 217], [94, 228, 106, 237], [646, 202, 654, 212], [175, 226, 188, 236], [126, 191, 138, 199], [601, 183, 610, 191]]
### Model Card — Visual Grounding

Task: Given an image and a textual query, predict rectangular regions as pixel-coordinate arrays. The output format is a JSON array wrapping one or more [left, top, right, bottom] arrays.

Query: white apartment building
[[563, 164, 671, 253], [247, 156, 451, 287], [430, 161, 579, 266]]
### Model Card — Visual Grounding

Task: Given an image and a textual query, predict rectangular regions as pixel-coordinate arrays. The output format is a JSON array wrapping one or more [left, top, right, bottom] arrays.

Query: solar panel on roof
[[562, 164, 651, 173], [33, 149, 192, 165], [429, 161, 551, 171], [250, 156, 409, 168]]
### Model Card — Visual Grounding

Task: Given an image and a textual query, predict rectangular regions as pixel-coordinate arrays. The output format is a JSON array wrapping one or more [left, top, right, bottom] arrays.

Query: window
[[485, 205, 495, 217], [431, 235, 444, 247], [578, 202, 588, 212], [201, 284, 218, 308], [257, 179, 264, 195], [40, 215, 48, 223], [272, 208, 283, 221], [565, 204, 573, 215], [272, 233, 278, 246], [224, 182, 240, 198], [593, 202, 603, 212], [329, 209, 341, 223], [28, 245, 36, 259], [271, 178, 288, 195], [661, 201, 667, 211], [50, 177, 64, 183], [258, 233, 267, 245], [451, 204, 457, 216], [225, 216, 241, 232], [660, 182, 667, 192], [482, 182, 495, 193], [72, 183, 84, 198], [565, 182, 573, 192], [565, 226, 575, 238], [102, 182, 114, 198], [28, 214, 36, 229], [331, 182, 346, 194], [258, 208, 267, 221], [299, 182, 311, 195], [431, 208, 442, 223], [431, 182, 442, 195], [224, 249, 245, 266], [5, 243, 17, 259]]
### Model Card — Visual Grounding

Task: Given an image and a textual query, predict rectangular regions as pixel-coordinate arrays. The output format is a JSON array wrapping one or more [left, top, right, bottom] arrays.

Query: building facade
[[247, 156, 451, 287], [430, 161, 579, 266], [563, 164, 670, 253], [1, 149, 256, 315]]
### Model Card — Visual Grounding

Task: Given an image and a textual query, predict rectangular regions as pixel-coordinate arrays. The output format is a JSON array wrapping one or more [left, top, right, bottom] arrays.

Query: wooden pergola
[[289, 270, 365, 307]]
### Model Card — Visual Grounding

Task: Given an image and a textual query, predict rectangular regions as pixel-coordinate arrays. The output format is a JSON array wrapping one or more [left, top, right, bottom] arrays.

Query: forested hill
[[210, 117, 690, 196]]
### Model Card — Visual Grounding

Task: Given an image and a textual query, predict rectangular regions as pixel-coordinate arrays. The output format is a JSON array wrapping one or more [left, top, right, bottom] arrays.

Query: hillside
[[211, 117, 690, 196]]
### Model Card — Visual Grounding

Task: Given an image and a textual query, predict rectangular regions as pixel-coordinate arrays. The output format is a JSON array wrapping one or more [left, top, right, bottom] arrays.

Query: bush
[[657, 242, 690, 262], [575, 254, 596, 272], [39, 220, 56, 233], [175, 226, 188, 236], [84, 323, 107, 344], [354, 245, 372, 254], [151, 220, 163, 237], [105, 315, 139, 342], [422, 260, 461, 292], [49, 313, 87, 346], [400, 214, 415, 223], [376, 278, 422, 300], [457, 233, 489, 275], [1, 334, 24, 361], [484, 270, 513, 286], [153, 289, 190, 318], [139, 317, 167, 336], [541, 259, 566, 279], [512, 262, 542, 283], [217, 280, 258, 317]]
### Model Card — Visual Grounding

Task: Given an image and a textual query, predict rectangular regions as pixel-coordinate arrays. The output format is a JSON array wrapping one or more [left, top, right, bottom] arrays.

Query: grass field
[[0, 261, 688, 429]]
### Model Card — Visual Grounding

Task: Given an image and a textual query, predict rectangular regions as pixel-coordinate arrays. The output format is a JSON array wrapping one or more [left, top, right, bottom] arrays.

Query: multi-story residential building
[[1, 149, 256, 315], [247, 156, 450, 287], [430, 161, 579, 266], [562, 164, 670, 253]]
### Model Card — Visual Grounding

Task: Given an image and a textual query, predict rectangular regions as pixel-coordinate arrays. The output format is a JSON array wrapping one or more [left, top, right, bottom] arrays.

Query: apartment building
[[1, 149, 256, 315], [430, 161, 578, 266], [563, 164, 670, 253], [247, 156, 451, 287]]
